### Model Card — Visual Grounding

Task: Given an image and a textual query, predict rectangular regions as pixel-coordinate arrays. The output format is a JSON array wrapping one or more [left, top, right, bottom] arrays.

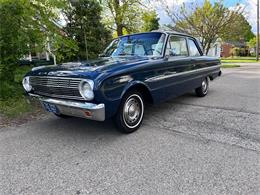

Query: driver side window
[[166, 36, 188, 57]]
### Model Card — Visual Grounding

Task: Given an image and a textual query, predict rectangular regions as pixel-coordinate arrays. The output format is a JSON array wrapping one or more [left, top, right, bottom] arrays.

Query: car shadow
[[28, 114, 123, 141], [29, 92, 198, 140]]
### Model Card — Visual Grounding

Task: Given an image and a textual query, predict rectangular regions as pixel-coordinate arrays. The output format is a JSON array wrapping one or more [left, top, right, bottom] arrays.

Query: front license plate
[[42, 102, 60, 114]]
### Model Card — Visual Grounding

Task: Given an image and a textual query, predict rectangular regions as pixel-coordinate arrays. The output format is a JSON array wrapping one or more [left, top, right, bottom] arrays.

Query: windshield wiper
[[117, 53, 129, 56]]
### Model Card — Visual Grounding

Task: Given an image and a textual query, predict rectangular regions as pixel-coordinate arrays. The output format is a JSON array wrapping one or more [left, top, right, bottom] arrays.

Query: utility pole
[[257, 0, 259, 61], [84, 27, 89, 61]]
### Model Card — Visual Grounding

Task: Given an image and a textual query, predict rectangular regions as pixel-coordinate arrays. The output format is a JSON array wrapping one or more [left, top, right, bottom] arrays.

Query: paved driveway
[[1, 64, 260, 194]]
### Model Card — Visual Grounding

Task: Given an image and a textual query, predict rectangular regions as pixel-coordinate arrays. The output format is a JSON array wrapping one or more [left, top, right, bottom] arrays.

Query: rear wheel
[[195, 77, 209, 97], [114, 90, 144, 133]]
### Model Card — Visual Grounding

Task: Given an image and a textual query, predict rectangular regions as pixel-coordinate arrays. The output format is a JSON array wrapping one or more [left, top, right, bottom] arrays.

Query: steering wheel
[[145, 48, 162, 55]]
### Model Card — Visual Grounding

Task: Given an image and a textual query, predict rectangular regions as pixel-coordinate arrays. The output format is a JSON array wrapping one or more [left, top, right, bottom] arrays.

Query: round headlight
[[79, 80, 94, 100], [22, 76, 32, 92]]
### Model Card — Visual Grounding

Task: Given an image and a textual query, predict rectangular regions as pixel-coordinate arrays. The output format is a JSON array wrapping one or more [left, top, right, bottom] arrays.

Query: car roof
[[151, 30, 195, 38], [118, 30, 195, 39]]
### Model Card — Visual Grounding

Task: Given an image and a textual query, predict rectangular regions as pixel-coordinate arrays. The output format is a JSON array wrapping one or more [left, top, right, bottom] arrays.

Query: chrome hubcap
[[123, 94, 144, 128], [202, 80, 208, 94]]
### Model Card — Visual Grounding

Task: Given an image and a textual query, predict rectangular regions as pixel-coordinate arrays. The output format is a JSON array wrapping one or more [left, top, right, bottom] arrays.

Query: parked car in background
[[22, 31, 221, 133]]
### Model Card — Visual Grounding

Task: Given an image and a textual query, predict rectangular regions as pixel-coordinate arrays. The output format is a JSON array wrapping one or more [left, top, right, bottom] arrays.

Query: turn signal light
[[84, 111, 92, 117]]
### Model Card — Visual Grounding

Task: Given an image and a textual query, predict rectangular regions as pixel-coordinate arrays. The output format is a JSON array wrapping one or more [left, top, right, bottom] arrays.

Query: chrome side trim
[[145, 65, 221, 82], [28, 93, 105, 121]]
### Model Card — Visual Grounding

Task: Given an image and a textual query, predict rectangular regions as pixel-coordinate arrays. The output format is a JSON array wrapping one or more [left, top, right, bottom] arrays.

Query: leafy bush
[[230, 47, 240, 56], [0, 66, 34, 118], [0, 82, 23, 100], [230, 47, 248, 57], [0, 65, 31, 100], [14, 66, 32, 83]]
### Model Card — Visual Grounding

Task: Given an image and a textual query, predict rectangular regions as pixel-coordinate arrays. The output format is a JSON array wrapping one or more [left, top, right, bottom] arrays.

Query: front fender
[[96, 76, 152, 119], [120, 80, 151, 99]]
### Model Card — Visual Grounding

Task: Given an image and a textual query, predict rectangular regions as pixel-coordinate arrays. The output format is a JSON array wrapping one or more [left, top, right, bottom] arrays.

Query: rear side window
[[188, 39, 201, 56], [167, 36, 188, 57]]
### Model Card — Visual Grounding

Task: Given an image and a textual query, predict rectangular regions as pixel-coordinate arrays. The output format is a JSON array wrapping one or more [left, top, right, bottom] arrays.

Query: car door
[[163, 35, 194, 98], [187, 38, 207, 87], [187, 38, 204, 68]]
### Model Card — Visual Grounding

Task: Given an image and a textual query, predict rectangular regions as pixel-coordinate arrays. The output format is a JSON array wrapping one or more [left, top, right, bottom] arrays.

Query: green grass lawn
[[221, 64, 241, 68], [221, 56, 258, 63], [0, 65, 41, 118], [0, 96, 34, 117]]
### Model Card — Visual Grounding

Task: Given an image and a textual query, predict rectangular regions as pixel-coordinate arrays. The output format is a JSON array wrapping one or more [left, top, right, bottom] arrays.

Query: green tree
[[64, 0, 111, 60], [163, 0, 245, 54], [221, 13, 255, 42], [0, 0, 76, 84], [247, 37, 257, 48], [102, 0, 144, 36], [51, 35, 79, 63], [142, 11, 160, 32]]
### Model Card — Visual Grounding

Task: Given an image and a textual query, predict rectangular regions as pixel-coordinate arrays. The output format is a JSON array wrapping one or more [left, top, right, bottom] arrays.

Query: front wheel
[[114, 90, 144, 133], [195, 77, 209, 97]]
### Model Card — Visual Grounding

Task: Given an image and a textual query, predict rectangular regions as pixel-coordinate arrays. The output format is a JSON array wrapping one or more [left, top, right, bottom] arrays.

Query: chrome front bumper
[[28, 93, 105, 121]]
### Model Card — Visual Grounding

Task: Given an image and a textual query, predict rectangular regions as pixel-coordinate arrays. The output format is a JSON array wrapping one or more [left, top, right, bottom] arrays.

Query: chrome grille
[[30, 76, 84, 100]]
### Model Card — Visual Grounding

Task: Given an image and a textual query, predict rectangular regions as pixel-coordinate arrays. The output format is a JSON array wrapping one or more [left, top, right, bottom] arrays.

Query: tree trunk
[[116, 24, 123, 37], [205, 40, 213, 55], [113, 0, 123, 37]]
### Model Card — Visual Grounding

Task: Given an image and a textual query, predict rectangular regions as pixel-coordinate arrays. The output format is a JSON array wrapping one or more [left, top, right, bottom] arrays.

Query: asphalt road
[[1, 64, 260, 194]]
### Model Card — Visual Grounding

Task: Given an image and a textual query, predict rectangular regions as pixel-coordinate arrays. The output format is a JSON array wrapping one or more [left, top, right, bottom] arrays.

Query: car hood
[[28, 56, 153, 80]]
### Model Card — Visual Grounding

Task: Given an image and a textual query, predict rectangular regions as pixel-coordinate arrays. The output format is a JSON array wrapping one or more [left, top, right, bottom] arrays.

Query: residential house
[[220, 41, 249, 57]]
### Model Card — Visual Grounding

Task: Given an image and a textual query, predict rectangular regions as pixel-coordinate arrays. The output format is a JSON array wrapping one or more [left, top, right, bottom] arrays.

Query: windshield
[[102, 32, 166, 57]]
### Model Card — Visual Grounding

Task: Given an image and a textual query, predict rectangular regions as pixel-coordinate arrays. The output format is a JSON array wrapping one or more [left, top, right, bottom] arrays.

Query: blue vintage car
[[22, 31, 221, 133]]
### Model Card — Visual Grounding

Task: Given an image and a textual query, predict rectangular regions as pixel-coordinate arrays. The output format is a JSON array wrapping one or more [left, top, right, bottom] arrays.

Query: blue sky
[[156, 0, 258, 34], [223, 0, 245, 7]]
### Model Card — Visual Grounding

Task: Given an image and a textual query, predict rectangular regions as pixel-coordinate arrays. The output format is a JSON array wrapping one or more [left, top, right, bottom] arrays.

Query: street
[[1, 64, 260, 194]]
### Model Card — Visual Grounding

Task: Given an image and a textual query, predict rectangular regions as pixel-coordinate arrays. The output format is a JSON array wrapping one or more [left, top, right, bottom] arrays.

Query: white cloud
[[243, 0, 257, 34], [150, 0, 193, 25], [159, 0, 190, 7]]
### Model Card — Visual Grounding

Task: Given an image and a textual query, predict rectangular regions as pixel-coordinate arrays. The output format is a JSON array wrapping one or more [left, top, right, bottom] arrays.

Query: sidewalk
[[222, 62, 260, 66]]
